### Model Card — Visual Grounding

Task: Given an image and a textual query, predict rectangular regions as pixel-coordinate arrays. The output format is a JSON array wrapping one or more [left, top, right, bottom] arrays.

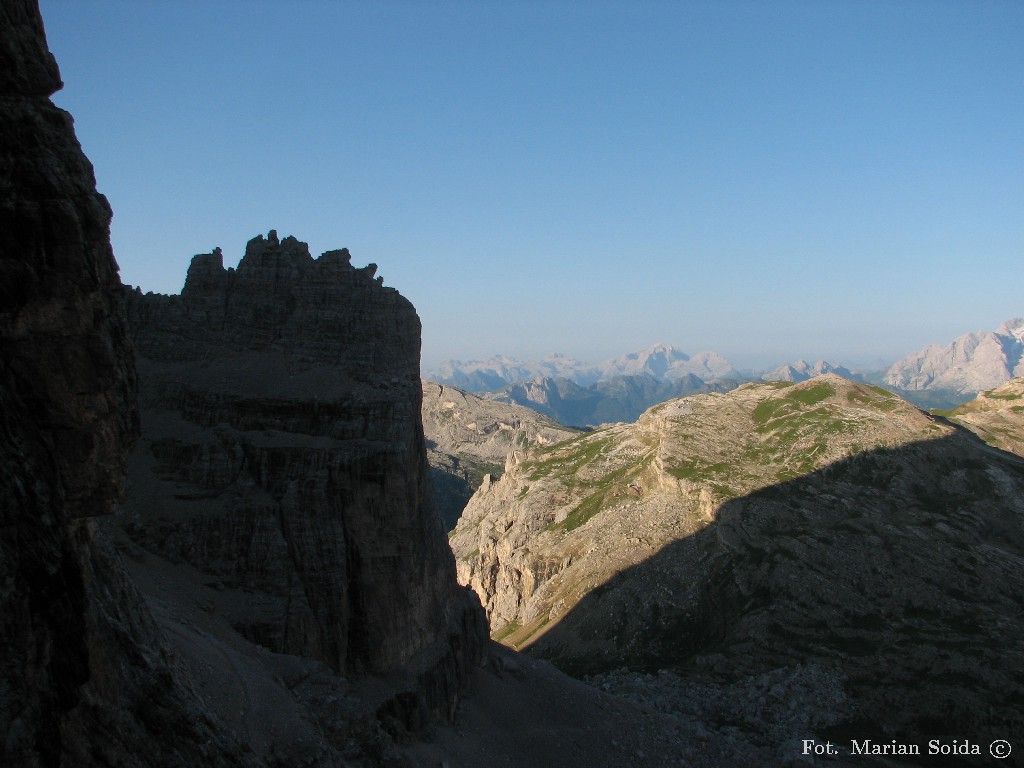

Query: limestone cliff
[[944, 376, 1024, 457], [123, 233, 486, 700], [885, 317, 1024, 395]]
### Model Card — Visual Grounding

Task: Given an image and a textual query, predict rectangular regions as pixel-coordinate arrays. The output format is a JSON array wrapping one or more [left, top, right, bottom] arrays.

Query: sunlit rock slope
[[421, 380, 577, 528], [942, 376, 1024, 458], [451, 374, 1024, 754]]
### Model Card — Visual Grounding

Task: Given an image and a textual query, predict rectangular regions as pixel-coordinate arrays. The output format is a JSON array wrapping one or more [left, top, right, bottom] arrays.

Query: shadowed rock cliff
[[2, 4, 485, 764], [1, 3, 261, 765], [123, 233, 487, 743]]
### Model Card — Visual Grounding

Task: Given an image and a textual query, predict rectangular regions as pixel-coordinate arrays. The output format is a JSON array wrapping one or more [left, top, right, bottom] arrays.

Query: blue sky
[[40, 0, 1023, 371]]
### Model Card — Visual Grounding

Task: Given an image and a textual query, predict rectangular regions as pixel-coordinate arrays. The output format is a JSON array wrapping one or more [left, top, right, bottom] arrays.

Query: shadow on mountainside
[[524, 428, 1024, 758]]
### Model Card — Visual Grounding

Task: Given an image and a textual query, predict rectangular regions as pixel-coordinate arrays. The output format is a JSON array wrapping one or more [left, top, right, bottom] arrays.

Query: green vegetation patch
[[548, 454, 650, 533], [789, 381, 837, 405], [710, 482, 739, 500], [522, 433, 615, 481], [492, 620, 522, 643], [562, 490, 608, 531], [753, 382, 836, 427], [846, 386, 899, 411], [867, 384, 898, 399], [987, 391, 1023, 401], [666, 459, 733, 482], [746, 382, 863, 482]]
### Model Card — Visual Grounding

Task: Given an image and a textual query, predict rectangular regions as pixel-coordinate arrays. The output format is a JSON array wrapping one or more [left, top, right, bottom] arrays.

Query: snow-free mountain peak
[[428, 344, 736, 392], [884, 317, 1024, 394]]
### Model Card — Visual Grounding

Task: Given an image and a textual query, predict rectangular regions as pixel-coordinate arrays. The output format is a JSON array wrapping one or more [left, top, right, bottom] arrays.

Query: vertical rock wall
[[1, 3, 257, 766], [1, 0, 133, 760], [2, 2, 484, 763], [123, 233, 486, 682]]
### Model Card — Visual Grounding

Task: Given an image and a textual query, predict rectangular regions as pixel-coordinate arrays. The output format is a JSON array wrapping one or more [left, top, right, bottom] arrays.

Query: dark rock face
[[2, 3, 484, 763], [1, 3, 255, 765], [124, 232, 486, 694]]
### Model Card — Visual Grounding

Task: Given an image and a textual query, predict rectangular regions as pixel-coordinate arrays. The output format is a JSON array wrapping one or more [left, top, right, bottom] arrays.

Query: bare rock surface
[[3, 5, 488, 763], [885, 317, 1024, 395], [1, 3, 257, 764], [944, 376, 1024, 458], [452, 375, 1024, 758], [401, 643, 759, 768], [421, 380, 577, 527], [122, 234, 488, 751]]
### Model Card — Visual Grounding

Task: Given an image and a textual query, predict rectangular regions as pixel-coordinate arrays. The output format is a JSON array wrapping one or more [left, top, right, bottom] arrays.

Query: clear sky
[[39, 0, 1023, 371]]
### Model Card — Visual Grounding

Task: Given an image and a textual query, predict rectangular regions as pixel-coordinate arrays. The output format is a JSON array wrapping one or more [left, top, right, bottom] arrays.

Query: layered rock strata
[[123, 233, 486, 703], [885, 317, 1024, 395], [944, 376, 1024, 457]]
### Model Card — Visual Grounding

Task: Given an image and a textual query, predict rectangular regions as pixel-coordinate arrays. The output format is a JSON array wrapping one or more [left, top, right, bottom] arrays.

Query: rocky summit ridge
[[943, 376, 1024, 458], [451, 374, 1024, 759]]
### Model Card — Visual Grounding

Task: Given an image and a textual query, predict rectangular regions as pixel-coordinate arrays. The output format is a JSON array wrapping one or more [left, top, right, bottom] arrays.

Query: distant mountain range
[[429, 318, 1024, 413], [485, 373, 739, 428], [759, 359, 861, 383], [428, 343, 736, 392], [884, 317, 1024, 395]]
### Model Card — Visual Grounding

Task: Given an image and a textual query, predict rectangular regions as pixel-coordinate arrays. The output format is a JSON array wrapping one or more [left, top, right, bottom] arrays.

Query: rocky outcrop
[[123, 233, 486, 699], [1, 4, 256, 765], [421, 381, 578, 528], [885, 317, 1024, 394], [451, 376, 1024, 755], [944, 376, 1024, 457]]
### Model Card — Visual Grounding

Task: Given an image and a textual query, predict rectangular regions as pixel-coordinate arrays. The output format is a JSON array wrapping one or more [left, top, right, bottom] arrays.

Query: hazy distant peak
[[996, 317, 1024, 342], [427, 344, 737, 392], [598, 345, 734, 382], [885, 316, 1024, 394], [621, 342, 686, 360], [761, 359, 855, 383]]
